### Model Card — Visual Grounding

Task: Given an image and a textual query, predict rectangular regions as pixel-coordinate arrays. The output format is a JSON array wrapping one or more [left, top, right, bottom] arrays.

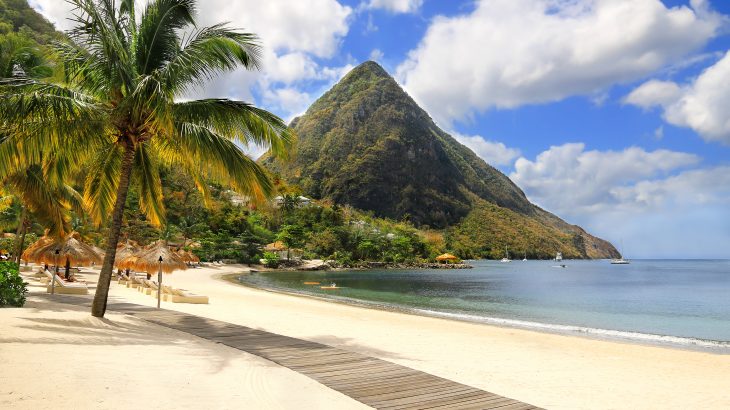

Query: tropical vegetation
[[0, 261, 27, 307], [0, 0, 293, 317]]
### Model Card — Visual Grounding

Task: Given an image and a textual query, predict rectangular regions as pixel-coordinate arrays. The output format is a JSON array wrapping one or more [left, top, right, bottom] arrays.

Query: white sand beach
[[4, 265, 730, 409]]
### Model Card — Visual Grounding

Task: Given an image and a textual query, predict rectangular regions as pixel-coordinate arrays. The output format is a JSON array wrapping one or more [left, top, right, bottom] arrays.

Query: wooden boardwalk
[[45, 296, 542, 410]]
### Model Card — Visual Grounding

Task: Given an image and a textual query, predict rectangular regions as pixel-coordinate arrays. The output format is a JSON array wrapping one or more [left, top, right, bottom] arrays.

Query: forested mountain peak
[[265, 60, 619, 259]]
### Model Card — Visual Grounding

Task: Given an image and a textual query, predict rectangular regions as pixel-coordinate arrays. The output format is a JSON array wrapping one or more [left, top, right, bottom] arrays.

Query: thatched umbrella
[[177, 249, 200, 264], [21, 235, 54, 265], [113, 240, 140, 276], [435, 253, 460, 264], [125, 241, 186, 308], [24, 232, 103, 279], [131, 241, 187, 275]]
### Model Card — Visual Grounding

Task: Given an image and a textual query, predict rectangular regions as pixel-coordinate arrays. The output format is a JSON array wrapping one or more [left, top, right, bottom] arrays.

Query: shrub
[[262, 252, 280, 268], [0, 262, 27, 307]]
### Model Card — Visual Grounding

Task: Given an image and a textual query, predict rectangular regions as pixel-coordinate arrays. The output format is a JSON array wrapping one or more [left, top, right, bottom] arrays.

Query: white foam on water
[[413, 309, 730, 351]]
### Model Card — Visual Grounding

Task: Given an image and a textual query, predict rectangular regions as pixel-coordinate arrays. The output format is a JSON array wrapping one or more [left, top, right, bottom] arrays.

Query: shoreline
[[224, 272, 730, 355]]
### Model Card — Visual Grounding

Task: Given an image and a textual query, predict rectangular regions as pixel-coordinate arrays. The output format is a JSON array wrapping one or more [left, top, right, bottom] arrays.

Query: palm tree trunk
[[91, 140, 136, 318], [64, 257, 71, 280], [14, 207, 27, 264]]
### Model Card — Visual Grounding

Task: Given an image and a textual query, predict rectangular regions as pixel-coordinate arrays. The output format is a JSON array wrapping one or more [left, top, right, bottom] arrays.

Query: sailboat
[[522, 251, 527, 261], [500, 247, 511, 263], [555, 252, 563, 262], [611, 240, 630, 264]]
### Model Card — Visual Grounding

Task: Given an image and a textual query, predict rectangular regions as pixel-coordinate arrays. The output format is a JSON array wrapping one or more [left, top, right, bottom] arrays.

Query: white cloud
[[365, 0, 423, 14], [626, 51, 730, 144], [452, 133, 520, 167], [196, 0, 352, 59], [28, 0, 76, 31], [509, 143, 700, 216], [666, 52, 730, 143], [397, 0, 723, 124], [623, 80, 683, 109], [262, 87, 312, 120], [508, 143, 730, 258], [30, 1, 353, 114], [369, 49, 384, 61]]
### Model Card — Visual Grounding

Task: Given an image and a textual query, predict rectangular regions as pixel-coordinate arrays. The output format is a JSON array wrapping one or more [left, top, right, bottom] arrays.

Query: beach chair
[[140, 280, 158, 295], [127, 276, 145, 289], [158, 285, 176, 301], [44, 271, 88, 295], [117, 272, 131, 284], [136, 279, 151, 293], [168, 287, 209, 304]]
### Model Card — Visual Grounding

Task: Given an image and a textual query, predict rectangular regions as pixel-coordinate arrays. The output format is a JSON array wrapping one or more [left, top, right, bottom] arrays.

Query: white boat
[[522, 251, 527, 262], [555, 252, 563, 262], [500, 247, 511, 263], [611, 240, 630, 264]]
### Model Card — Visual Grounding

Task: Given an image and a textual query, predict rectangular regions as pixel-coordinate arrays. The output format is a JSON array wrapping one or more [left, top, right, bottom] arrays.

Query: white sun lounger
[[44, 270, 88, 295]]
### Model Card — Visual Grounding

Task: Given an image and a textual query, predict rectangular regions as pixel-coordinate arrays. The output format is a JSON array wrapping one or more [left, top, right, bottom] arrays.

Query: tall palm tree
[[0, 0, 294, 317]]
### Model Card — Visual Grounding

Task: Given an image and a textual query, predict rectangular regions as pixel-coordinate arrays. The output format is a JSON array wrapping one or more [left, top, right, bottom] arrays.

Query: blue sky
[[31, 0, 730, 258]]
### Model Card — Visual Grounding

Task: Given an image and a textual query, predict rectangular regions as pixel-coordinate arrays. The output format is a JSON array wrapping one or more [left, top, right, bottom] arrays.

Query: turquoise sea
[[234, 259, 730, 351]]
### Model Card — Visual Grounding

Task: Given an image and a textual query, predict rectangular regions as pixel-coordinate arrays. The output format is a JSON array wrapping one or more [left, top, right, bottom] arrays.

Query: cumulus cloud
[[30, 0, 354, 120], [623, 80, 683, 109], [451, 133, 520, 167], [509, 143, 700, 215], [626, 51, 730, 144], [365, 0, 423, 14], [397, 0, 723, 124], [509, 143, 730, 258]]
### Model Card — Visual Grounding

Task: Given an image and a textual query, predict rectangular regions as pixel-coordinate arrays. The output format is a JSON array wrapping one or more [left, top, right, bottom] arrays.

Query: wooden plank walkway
[[41, 295, 542, 410]]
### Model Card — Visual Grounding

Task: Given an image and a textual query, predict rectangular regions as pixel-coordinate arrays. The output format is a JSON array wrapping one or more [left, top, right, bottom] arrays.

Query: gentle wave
[[412, 309, 730, 350]]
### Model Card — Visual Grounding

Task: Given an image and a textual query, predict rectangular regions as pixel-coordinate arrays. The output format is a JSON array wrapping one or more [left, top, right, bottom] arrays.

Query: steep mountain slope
[[264, 61, 618, 259]]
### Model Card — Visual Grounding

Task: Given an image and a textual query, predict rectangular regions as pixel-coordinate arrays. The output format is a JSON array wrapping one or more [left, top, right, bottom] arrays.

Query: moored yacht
[[500, 247, 511, 263]]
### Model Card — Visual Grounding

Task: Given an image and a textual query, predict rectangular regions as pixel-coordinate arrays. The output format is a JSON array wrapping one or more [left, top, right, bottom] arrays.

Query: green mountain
[[264, 61, 619, 259]]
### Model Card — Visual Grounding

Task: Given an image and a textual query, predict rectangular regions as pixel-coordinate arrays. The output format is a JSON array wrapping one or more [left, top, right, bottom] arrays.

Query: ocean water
[[234, 259, 730, 351]]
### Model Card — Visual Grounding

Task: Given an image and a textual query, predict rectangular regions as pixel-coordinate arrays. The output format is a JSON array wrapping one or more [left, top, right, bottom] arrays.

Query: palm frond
[[160, 24, 261, 95], [173, 99, 295, 159], [136, 0, 196, 75], [157, 122, 273, 201], [83, 144, 123, 226]]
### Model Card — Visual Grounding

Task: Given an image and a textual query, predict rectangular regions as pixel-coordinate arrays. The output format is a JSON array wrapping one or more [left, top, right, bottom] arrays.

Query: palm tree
[[0, 0, 293, 317], [2, 164, 85, 263]]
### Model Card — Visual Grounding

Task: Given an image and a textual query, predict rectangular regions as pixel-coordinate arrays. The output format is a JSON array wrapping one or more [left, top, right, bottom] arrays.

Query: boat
[[555, 252, 563, 262], [611, 240, 630, 264], [500, 247, 511, 263], [522, 251, 527, 261]]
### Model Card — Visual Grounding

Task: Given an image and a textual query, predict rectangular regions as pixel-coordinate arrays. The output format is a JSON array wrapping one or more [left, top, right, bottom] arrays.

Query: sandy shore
[[0, 297, 368, 410], [7, 264, 730, 409]]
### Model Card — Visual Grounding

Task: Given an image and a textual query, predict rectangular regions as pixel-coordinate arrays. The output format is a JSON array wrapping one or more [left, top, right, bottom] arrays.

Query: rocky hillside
[[263, 61, 619, 259]]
